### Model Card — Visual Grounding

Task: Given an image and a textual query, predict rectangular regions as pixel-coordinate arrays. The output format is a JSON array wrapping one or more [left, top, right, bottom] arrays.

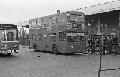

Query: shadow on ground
[[0, 53, 17, 58], [33, 50, 85, 56]]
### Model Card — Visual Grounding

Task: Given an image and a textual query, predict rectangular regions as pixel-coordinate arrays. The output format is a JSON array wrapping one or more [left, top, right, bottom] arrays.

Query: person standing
[[103, 36, 107, 54], [107, 36, 112, 54], [112, 35, 118, 55], [88, 36, 92, 53]]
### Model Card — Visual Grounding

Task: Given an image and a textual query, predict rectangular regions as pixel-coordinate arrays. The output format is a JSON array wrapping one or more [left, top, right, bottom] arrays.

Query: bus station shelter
[[78, 0, 120, 35]]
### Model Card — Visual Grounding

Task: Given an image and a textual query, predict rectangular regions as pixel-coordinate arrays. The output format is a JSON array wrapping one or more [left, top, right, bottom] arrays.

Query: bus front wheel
[[52, 44, 58, 54]]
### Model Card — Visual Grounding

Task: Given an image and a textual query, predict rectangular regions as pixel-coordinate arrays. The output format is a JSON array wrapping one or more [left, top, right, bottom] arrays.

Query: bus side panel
[[36, 31, 47, 51], [29, 29, 44, 51], [46, 32, 53, 52], [46, 32, 57, 52], [58, 41, 67, 53], [67, 41, 87, 53], [46, 35, 53, 52], [35, 39, 46, 51], [36, 30, 46, 51]]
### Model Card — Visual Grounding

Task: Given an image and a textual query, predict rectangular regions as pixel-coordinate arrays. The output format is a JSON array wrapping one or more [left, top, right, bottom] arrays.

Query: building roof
[[78, 0, 120, 15]]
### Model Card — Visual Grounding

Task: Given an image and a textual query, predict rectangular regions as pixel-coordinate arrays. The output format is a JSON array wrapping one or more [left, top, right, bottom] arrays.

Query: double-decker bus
[[29, 11, 87, 54], [0, 24, 19, 56]]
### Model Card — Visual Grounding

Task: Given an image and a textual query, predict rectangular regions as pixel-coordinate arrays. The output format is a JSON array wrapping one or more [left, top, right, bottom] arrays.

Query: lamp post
[[97, 9, 103, 77]]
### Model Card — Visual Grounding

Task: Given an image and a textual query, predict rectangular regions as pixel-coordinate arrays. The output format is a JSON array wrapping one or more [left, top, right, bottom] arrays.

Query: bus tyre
[[52, 44, 58, 54], [7, 53, 11, 56]]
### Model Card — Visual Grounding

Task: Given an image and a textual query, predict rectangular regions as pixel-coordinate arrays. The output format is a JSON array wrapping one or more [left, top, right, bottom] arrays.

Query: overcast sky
[[0, 0, 118, 24]]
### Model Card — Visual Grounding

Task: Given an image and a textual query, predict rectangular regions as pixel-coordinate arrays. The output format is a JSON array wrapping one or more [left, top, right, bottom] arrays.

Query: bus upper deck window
[[67, 14, 77, 22], [77, 15, 85, 22]]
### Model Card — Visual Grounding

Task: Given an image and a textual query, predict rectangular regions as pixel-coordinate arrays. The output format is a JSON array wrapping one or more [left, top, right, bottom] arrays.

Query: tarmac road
[[0, 45, 120, 77]]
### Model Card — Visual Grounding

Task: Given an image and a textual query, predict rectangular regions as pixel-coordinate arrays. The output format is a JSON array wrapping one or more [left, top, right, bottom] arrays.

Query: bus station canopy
[[78, 0, 120, 15]]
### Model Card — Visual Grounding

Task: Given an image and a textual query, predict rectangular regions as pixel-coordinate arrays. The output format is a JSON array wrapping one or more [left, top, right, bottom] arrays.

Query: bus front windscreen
[[67, 33, 85, 42], [0, 30, 17, 41]]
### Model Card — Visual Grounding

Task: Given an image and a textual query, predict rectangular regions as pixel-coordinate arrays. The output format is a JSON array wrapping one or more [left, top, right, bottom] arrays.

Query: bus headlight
[[71, 45, 73, 48]]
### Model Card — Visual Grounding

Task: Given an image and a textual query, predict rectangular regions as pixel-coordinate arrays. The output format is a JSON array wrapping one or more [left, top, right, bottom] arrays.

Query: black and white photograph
[[0, 0, 120, 77]]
